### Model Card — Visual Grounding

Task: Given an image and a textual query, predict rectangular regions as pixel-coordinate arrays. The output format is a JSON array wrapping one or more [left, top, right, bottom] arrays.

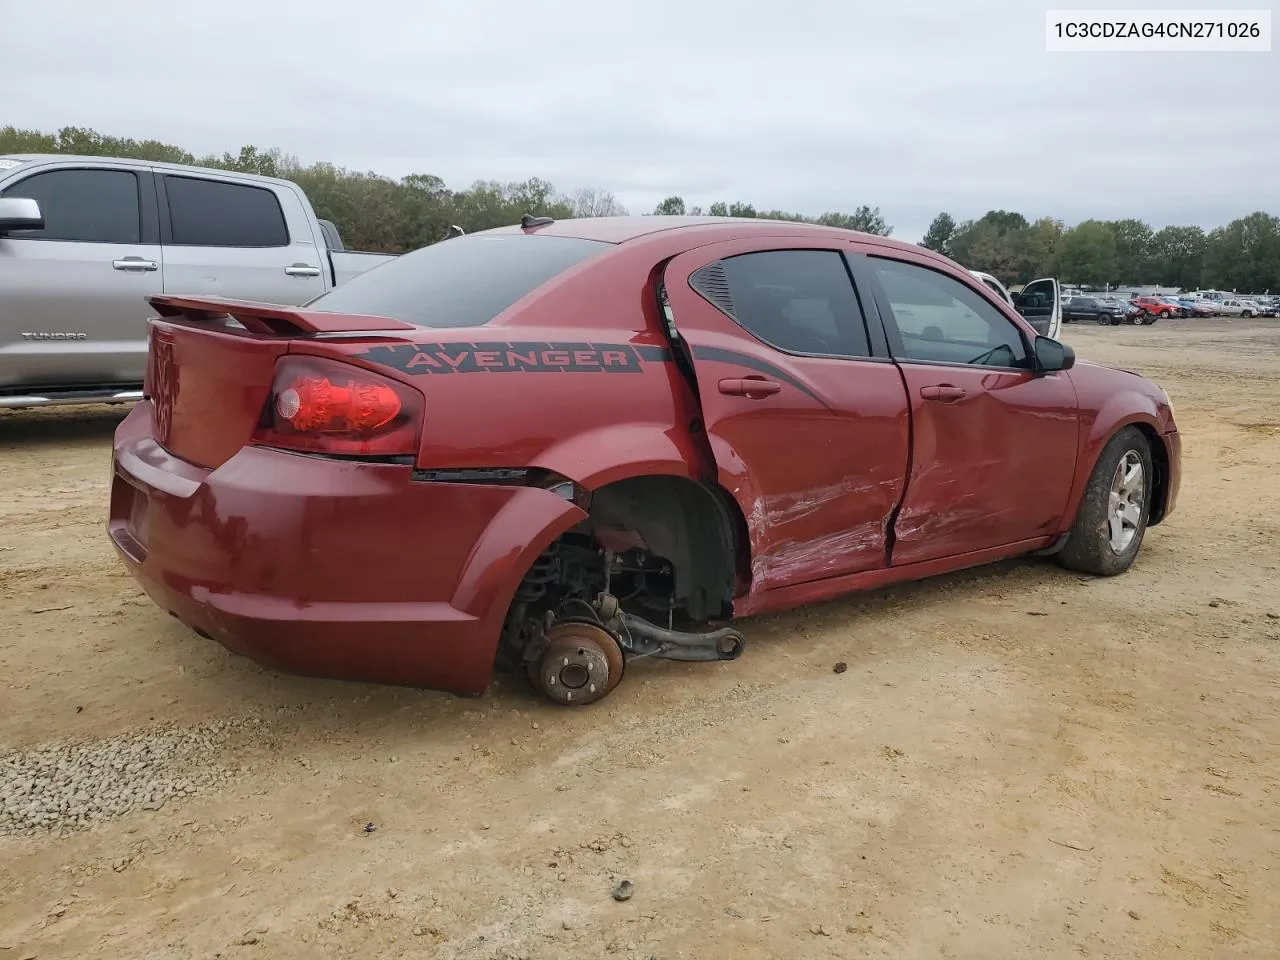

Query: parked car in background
[[1178, 298, 1216, 318], [107, 215, 1180, 704], [1130, 296, 1175, 323], [1216, 299, 1246, 317], [1062, 296, 1127, 325], [1238, 299, 1266, 317], [0, 154, 398, 409]]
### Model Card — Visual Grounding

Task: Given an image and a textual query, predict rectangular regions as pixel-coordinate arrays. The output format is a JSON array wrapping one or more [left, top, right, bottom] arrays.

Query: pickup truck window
[[0, 168, 141, 244], [980, 277, 1006, 300], [871, 257, 1028, 368], [306, 233, 609, 327], [162, 175, 288, 247], [691, 250, 871, 358]]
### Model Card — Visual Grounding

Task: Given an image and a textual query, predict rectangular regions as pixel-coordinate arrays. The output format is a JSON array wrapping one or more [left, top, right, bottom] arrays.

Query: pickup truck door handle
[[112, 257, 158, 272], [284, 263, 322, 277], [920, 384, 966, 402], [718, 376, 782, 398]]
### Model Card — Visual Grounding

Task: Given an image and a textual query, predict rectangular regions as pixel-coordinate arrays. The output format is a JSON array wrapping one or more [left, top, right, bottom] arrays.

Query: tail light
[[252, 355, 424, 458]]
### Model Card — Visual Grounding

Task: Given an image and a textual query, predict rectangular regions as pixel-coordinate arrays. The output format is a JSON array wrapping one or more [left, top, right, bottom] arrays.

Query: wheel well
[[497, 474, 748, 668], [585, 475, 745, 620], [1135, 423, 1171, 526]]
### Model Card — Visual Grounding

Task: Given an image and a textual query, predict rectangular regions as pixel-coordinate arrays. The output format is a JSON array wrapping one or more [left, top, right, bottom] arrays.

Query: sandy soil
[[1, 317, 1278, 959]]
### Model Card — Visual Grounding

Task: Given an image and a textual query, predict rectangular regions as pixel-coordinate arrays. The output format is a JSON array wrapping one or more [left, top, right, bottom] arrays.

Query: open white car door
[[1013, 277, 1061, 339]]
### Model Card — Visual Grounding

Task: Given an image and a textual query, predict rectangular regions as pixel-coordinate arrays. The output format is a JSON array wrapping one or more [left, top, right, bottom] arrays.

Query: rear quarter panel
[[302, 241, 715, 491]]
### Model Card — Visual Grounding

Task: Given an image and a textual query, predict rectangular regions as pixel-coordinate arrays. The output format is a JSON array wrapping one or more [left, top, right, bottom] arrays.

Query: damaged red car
[[108, 215, 1181, 705]]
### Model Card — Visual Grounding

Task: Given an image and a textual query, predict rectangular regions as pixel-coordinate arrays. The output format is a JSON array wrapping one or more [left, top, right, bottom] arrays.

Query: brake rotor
[[527, 620, 625, 706]]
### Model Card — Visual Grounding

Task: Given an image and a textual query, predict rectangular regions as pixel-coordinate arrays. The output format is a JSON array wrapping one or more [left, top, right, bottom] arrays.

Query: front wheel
[[1056, 426, 1153, 576]]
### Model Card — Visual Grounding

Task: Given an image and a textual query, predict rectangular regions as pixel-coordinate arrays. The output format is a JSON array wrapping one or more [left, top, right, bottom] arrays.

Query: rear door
[[661, 238, 910, 593], [1013, 277, 1061, 338], [853, 251, 1078, 565], [157, 173, 327, 304], [0, 164, 163, 390]]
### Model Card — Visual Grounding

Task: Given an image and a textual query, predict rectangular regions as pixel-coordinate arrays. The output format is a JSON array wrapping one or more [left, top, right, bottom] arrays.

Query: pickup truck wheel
[[1056, 426, 1153, 577], [1096, 314, 1111, 326]]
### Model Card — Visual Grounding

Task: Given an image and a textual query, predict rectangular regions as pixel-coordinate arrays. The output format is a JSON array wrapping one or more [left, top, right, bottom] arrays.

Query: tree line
[[920, 209, 1280, 293], [1, 126, 890, 253], [3, 126, 1273, 291]]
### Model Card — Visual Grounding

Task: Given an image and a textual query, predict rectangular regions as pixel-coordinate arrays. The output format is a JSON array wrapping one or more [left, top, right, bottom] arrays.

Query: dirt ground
[[1, 318, 1278, 959]]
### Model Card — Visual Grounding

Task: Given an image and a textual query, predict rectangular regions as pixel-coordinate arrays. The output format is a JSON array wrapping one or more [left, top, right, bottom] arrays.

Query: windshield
[[307, 233, 610, 327]]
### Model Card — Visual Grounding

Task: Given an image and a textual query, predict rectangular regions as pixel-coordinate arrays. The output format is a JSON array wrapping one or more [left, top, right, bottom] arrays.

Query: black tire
[[1096, 313, 1111, 325], [1056, 426, 1154, 577]]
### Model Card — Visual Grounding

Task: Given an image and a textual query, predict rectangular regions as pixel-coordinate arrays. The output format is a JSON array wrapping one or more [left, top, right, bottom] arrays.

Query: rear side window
[[690, 249, 871, 358], [307, 234, 610, 327], [163, 175, 289, 247], [1, 168, 140, 243]]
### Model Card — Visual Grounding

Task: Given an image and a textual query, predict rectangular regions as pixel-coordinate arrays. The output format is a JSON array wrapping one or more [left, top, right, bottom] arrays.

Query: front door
[[855, 252, 1079, 566], [0, 165, 163, 390], [662, 239, 910, 593], [1013, 276, 1061, 338]]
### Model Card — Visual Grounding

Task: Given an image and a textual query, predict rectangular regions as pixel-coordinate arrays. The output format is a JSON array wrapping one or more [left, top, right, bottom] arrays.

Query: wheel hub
[[528, 621, 625, 706]]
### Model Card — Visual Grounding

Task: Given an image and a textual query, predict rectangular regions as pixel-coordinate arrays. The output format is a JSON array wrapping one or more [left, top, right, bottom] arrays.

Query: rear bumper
[[107, 402, 586, 695]]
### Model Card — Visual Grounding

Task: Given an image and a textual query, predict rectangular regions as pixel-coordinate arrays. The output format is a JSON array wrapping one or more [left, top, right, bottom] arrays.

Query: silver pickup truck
[[0, 154, 397, 409]]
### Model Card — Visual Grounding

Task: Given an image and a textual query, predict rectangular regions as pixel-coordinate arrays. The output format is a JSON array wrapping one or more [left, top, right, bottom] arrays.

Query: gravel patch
[[0, 718, 259, 837]]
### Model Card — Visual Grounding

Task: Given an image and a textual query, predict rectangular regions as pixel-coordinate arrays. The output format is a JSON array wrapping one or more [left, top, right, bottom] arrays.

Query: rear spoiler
[[147, 295, 417, 336]]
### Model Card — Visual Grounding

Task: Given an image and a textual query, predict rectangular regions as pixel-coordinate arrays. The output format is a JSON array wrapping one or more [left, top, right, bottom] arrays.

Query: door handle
[[718, 376, 782, 398], [112, 257, 158, 272], [285, 263, 322, 277], [920, 384, 966, 402]]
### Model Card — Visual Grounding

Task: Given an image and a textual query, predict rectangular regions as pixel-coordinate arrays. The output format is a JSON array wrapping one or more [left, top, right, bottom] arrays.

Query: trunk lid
[[144, 295, 417, 470]]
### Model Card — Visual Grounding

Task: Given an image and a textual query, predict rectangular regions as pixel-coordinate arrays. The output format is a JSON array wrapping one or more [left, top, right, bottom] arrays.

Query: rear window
[[163, 175, 289, 247], [307, 233, 610, 327]]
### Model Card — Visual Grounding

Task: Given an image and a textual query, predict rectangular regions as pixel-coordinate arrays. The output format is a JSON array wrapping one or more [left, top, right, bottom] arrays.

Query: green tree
[[1109, 218, 1155, 284], [652, 195, 686, 215], [1053, 220, 1118, 286], [817, 205, 891, 236], [1150, 225, 1206, 289], [1012, 217, 1065, 282], [1200, 213, 1280, 292], [921, 212, 957, 254]]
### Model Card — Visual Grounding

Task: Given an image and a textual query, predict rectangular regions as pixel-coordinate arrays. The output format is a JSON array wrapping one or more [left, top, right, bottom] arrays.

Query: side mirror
[[1034, 336, 1075, 373], [0, 196, 43, 235]]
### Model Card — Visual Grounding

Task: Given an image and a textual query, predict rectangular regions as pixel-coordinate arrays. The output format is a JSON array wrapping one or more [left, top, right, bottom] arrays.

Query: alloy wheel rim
[[1107, 451, 1145, 553]]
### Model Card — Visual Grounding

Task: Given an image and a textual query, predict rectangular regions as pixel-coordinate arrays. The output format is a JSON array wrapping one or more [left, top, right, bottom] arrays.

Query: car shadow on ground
[[0, 404, 131, 448], [140, 552, 1073, 736]]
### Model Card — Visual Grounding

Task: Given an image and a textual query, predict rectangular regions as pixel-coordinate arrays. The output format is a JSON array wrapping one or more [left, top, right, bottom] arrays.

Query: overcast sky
[[4, 0, 1276, 241]]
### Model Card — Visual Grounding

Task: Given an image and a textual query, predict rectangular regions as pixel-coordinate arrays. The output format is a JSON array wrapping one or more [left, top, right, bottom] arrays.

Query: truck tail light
[[252, 356, 424, 458]]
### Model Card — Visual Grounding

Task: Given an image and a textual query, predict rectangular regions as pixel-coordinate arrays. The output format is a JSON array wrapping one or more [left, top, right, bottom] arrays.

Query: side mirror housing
[[1034, 336, 1075, 374], [0, 197, 43, 235]]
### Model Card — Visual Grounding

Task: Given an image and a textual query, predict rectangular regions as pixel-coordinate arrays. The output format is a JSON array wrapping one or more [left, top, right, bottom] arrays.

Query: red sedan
[[109, 216, 1181, 705]]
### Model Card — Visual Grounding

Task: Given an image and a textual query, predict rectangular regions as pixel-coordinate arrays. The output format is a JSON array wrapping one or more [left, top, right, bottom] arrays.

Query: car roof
[[0, 153, 299, 189], [477, 215, 927, 254]]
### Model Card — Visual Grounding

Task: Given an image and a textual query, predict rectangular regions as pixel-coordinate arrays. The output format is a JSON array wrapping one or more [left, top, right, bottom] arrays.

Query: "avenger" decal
[[356, 342, 670, 375]]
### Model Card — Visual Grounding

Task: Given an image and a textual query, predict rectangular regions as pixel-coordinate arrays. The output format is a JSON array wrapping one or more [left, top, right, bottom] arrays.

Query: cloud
[[6, 0, 1276, 241]]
